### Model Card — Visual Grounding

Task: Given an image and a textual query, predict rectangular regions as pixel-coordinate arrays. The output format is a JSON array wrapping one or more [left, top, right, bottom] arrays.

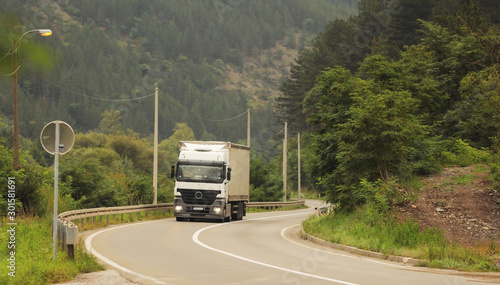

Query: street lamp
[[9, 29, 52, 170]]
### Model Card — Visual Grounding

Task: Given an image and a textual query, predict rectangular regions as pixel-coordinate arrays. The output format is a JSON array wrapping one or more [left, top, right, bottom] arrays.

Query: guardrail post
[[56, 220, 63, 250], [66, 225, 78, 260], [62, 221, 67, 251]]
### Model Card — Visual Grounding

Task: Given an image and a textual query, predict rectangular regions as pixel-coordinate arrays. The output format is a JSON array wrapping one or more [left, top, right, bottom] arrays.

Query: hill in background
[[0, 0, 360, 151]]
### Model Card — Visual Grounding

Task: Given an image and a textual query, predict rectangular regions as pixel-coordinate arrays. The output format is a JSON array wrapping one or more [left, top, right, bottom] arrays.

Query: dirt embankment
[[398, 165, 499, 249]]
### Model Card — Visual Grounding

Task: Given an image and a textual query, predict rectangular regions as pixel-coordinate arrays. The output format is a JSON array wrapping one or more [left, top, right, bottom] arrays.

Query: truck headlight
[[175, 205, 183, 212], [213, 207, 221, 214]]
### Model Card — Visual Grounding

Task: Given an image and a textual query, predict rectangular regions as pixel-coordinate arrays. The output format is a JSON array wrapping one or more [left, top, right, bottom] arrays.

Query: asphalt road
[[85, 200, 496, 285]]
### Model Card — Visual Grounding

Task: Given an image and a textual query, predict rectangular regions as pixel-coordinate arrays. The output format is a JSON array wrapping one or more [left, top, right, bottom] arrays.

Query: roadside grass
[[0, 211, 175, 284], [303, 206, 499, 272], [0, 204, 308, 284], [0, 216, 104, 285], [76, 210, 174, 231]]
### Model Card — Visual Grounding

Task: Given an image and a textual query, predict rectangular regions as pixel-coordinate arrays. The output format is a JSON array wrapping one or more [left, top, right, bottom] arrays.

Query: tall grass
[[303, 206, 499, 272], [0, 216, 104, 285], [75, 210, 174, 231]]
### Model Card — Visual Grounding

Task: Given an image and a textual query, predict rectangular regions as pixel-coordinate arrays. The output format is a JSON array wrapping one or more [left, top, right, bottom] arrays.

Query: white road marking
[[85, 210, 369, 285], [192, 212, 360, 285], [85, 221, 166, 284]]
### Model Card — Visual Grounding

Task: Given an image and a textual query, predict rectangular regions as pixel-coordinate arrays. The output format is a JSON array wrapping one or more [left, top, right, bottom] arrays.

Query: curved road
[[85, 200, 496, 285]]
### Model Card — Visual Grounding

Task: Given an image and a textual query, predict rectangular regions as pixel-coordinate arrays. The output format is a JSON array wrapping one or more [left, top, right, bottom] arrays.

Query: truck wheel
[[237, 201, 244, 220], [176, 217, 185, 222], [231, 202, 239, 221]]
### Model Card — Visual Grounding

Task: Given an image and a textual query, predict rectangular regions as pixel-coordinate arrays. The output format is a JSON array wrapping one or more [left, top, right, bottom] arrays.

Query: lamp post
[[10, 29, 52, 170]]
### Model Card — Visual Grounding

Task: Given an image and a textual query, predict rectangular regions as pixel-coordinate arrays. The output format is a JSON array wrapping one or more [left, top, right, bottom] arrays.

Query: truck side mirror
[[171, 164, 176, 179], [226, 167, 231, 181]]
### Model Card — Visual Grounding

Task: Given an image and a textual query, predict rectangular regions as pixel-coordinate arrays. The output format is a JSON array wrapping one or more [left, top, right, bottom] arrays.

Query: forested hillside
[[0, 1, 359, 213], [2, 1, 500, 277], [282, 0, 500, 270], [2, 0, 500, 215], [0, 0, 359, 150], [278, 0, 500, 210]]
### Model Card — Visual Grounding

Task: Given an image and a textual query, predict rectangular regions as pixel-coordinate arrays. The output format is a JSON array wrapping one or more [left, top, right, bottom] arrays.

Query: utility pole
[[283, 122, 287, 202], [153, 87, 158, 204], [298, 132, 301, 201], [52, 122, 60, 260], [13, 38, 19, 170], [247, 109, 250, 147], [9, 29, 52, 170]]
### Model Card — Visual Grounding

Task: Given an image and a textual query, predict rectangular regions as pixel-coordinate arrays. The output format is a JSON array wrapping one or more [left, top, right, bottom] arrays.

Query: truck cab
[[171, 141, 249, 222]]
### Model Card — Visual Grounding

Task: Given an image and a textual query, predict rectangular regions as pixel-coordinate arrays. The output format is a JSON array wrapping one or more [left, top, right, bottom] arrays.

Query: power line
[[46, 79, 285, 146], [47, 80, 155, 102], [203, 109, 248, 122], [251, 109, 285, 136]]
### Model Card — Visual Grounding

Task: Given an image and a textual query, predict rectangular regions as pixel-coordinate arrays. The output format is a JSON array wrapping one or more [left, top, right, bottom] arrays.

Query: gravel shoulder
[[57, 269, 139, 285]]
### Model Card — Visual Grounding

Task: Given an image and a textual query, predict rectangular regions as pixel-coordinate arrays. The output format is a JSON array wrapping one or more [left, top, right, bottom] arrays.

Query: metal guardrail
[[56, 200, 306, 258], [246, 200, 305, 211], [314, 206, 331, 217]]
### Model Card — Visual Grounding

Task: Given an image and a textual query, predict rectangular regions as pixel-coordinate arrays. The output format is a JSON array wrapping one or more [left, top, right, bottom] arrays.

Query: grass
[[0, 216, 104, 285], [0, 204, 305, 284], [0, 210, 175, 284], [472, 164, 490, 173], [441, 174, 476, 191], [303, 206, 499, 272], [76, 210, 174, 231]]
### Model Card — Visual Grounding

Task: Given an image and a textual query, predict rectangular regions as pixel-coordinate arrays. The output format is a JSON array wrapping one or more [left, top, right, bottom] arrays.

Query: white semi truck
[[171, 141, 250, 222]]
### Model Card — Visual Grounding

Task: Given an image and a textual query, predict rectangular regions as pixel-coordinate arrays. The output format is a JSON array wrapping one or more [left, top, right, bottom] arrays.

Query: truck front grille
[[178, 189, 221, 205]]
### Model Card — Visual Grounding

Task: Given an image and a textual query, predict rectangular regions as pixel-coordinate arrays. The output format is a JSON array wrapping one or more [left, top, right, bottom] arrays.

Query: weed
[[472, 164, 489, 173], [0, 216, 104, 285], [442, 174, 476, 187], [303, 208, 499, 271]]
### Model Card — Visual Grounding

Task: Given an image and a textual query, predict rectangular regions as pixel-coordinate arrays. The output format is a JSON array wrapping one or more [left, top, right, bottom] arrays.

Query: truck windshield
[[176, 164, 224, 183]]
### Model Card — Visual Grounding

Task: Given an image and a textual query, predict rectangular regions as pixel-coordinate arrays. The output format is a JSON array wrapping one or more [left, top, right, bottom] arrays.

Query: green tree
[[336, 88, 427, 185], [60, 156, 112, 208], [250, 153, 283, 202], [108, 134, 153, 174], [324, 86, 428, 211], [304, 57, 431, 211], [387, 0, 434, 49], [276, 19, 359, 132], [98, 110, 122, 135], [451, 67, 500, 148], [159, 123, 195, 166], [303, 67, 359, 191]]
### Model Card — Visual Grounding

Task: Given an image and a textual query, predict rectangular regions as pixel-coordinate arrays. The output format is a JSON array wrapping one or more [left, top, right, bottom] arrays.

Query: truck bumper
[[174, 197, 227, 220]]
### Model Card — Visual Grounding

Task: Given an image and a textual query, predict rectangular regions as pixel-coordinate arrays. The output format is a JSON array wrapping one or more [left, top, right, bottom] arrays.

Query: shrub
[[440, 139, 491, 166]]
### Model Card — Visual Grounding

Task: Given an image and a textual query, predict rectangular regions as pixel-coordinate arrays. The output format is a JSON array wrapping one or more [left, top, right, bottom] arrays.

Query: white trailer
[[171, 141, 250, 222]]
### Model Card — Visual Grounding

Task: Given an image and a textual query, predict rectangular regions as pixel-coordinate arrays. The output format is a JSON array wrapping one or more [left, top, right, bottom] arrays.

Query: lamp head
[[38, 29, 52, 36]]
